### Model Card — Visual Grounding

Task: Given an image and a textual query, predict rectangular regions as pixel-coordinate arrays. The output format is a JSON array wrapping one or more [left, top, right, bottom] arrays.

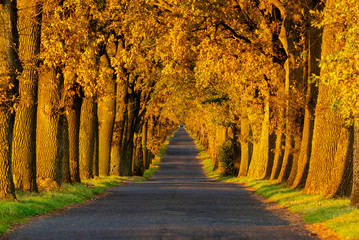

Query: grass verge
[[195, 138, 359, 240], [0, 136, 171, 236]]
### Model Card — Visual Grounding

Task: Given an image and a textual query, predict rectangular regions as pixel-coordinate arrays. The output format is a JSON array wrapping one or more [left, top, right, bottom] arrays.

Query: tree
[[65, 82, 82, 182], [97, 54, 116, 176], [49, 1, 100, 180], [307, 0, 359, 203], [110, 78, 127, 176], [353, 125, 359, 206], [11, 1, 42, 191], [239, 106, 251, 177], [61, 116, 71, 183], [36, 67, 64, 188], [79, 95, 96, 179], [290, 0, 323, 189], [36, 0, 65, 189], [0, 0, 20, 198], [304, 0, 353, 197]]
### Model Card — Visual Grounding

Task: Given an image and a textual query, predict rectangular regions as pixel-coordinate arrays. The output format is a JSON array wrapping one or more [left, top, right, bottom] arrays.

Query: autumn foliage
[[0, 0, 359, 207]]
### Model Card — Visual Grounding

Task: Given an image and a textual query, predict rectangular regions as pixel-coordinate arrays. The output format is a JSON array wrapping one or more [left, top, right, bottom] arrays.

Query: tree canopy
[[1, 0, 359, 206]]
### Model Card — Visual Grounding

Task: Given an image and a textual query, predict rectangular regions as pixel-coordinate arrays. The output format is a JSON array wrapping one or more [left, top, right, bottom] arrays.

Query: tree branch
[[233, 0, 259, 31], [269, 0, 286, 16], [217, 21, 251, 44]]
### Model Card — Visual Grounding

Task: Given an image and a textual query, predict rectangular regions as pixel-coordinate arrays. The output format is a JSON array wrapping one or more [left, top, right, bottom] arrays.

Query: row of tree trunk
[[186, 0, 358, 207], [0, 1, 174, 199]]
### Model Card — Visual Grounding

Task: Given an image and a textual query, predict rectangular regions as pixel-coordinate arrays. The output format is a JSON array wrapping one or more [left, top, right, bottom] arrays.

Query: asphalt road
[[8, 128, 318, 240]]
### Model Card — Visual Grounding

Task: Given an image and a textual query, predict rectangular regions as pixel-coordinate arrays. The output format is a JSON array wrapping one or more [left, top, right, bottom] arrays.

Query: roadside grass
[[195, 138, 359, 239], [0, 136, 171, 236], [0, 177, 124, 235]]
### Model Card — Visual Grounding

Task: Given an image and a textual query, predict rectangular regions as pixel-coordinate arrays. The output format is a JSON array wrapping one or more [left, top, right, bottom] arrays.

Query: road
[[8, 129, 318, 240]]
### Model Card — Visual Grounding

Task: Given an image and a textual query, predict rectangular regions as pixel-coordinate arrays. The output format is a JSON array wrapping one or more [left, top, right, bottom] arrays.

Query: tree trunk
[[0, 112, 16, 199], [270, 74, 286, 181], [93, 112, 99, 177], [110, 80, 127, 176], [97, 54, 116, 176], [232, 124, 241, 176], [239, 111, 250, 177], [0, 0, 20, 199], [66, 87, 82, 183], [270, 130, 285, 180], [120, 96, 136, 176], [276, 62, 303, 184], [272, 1, 305, 184], [110, 121, 122, 176], [291, 13, 322, 189], [351, 124, 359, 206], [305, 0, 353, 196], [133, 132, 145, 176], [61, 116, 71, 184], [142, 120, 150, 169], [247, 99, 274, 179], [264, 102, 276, 179], [11, 1, 41, 192], [305, 80, 354, 196], [146, 116, 155, 167], [214, 126, 226, 172], [277, 129, 300, 183], [79, 96, 96, 179], [276, 67, 303, 185], [36, 68, 63, 189], [277, 96, 302, 184]]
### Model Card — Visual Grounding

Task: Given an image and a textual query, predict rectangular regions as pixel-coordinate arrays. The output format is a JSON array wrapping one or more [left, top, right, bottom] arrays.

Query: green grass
[[196, 138, 359, 239], [0, 178, 121, 235], [0, 136, 170, 236]]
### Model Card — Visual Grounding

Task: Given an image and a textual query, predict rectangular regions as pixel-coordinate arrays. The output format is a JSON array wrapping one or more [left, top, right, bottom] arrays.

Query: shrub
[[218, 139, 234, 176]]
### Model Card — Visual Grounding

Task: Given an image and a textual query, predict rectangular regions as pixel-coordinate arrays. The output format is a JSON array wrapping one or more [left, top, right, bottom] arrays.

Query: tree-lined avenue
[[8, 128, 317, 240]]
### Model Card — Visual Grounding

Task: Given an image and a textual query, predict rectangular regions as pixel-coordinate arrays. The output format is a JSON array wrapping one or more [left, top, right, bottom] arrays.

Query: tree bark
[[270, 129, 285, 180], [0, 0, 20, 199], [238, 110, 250, 177], [275, 3, 305, 184], [232, 124, 241, 176], [146, 116, 155, 167], [93, 112, 99, 177], [142, 120, 150, 169], [305, 0, 353, 197], [305, 81, 354, 196], [36, 68, 63, 189], [97, 54, 116, 176], [120, 93, 136, 176], [351, 124, 359, 206], [133, 131, 145, 176], [214, 126, 227, 172], [291, 11, 322, 188], [65, 85, 82, 183], [11, 1, 41, 192], [247, 99, 275, 179], [110, 80, 127, 176], [61, 116, 71, 184], [0, 112, 16, 199], [79, 96, 96, 179]]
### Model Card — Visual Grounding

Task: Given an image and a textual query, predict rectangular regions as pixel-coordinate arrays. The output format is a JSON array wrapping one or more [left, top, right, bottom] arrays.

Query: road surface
[[8, 129, 318, 240]]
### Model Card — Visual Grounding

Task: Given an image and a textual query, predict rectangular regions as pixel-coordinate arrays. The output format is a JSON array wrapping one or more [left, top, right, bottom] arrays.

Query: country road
[[8, 129, 318, 240]]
